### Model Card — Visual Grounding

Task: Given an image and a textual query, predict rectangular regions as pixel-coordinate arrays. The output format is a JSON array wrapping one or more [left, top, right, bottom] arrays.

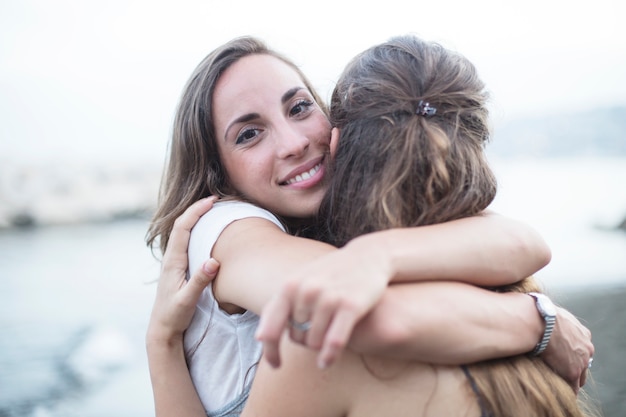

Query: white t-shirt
[[184, 200, 286, 415]]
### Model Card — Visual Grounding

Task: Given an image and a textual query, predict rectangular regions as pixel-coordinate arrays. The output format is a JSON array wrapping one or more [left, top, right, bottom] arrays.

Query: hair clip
[[416, 100, 437, 117]]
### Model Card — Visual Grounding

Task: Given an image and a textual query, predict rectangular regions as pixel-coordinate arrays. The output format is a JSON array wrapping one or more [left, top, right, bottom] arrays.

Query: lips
[[279, 156, 325, 186], [284, 163, 322, 185]]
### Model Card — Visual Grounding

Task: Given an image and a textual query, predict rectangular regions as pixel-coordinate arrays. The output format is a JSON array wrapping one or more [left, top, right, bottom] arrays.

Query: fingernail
[[203, 258, 219, 273]]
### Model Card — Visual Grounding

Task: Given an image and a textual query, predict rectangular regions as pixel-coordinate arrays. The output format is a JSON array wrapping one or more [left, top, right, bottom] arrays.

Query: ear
[[330, 127, 340, 157]]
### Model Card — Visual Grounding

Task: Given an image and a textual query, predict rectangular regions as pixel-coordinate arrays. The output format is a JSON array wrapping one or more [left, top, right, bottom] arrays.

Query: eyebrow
[[224, 113, 259, 141], [282, 86, 303, 104], [223, 87, 306, 142]]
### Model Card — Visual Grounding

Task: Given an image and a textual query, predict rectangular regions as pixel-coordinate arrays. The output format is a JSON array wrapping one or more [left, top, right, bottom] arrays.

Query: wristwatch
[[528, 292, 557, 356]]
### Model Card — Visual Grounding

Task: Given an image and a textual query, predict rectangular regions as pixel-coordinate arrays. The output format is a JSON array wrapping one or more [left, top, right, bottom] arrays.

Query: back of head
[[320, 34, 592, 417], [146, 36, 325, 253], [321, 35, 496, 247]]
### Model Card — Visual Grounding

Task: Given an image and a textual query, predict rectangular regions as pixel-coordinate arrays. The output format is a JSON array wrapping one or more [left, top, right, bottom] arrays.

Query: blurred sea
[[0, 156, 625, 416], [0, 220, 160, 417]]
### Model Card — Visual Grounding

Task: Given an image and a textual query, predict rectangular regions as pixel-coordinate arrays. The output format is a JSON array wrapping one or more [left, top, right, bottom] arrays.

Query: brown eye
[[235, 128, 260, 145], [289, 100, 314, 117]]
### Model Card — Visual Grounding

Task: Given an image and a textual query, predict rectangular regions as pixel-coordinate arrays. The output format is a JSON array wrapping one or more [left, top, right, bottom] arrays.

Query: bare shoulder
[[245, 339, 479, 417], [243, 339, 351, 417]]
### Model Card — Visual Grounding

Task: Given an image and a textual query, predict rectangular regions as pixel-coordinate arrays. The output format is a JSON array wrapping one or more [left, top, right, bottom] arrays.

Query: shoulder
[[243, 339, 353, 417], [188, 200, 286, 272], [191, 200, 286, 250], [196, 200, 286, 233]]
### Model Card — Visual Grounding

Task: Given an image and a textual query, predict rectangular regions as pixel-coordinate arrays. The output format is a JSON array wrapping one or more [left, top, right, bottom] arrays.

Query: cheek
[[224, 151, 273, 191], [310, 115, 332, 147]]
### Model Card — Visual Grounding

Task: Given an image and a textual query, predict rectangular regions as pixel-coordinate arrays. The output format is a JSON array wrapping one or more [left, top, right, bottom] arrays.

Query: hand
[[146, 197, 220, 346], [255, 240, 391, 369], [541, 306, 594, 393]]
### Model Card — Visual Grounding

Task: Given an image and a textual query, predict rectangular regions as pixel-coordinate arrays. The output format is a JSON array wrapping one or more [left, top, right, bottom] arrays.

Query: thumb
[[187, 258, 220, 295]]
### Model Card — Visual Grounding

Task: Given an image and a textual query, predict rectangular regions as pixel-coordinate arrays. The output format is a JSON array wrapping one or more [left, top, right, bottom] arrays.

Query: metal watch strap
[[528, 292, 556, 356]]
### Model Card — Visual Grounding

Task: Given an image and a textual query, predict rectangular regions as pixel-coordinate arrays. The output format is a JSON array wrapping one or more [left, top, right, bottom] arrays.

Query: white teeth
[[285, 163, 321, 185]]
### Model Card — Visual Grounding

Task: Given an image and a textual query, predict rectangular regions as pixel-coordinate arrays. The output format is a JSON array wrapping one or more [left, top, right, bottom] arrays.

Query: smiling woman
[[144, 35, 594, 417], [146, 38, 333, 252], [211, 54, 332, 220], [144, 37, 341, 413]]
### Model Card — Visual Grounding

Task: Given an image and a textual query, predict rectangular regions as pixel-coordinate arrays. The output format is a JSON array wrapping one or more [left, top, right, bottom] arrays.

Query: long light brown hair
[[319, 34, 595, 417], [145, 36, 327, 254], [320, 35, 495, 247]]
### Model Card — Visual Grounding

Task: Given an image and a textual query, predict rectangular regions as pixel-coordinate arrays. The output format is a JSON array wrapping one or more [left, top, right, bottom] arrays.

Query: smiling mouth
[[283, 163, 322, 185]]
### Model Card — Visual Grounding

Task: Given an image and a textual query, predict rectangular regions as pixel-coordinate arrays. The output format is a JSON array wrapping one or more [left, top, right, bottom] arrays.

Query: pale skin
[[208, 207, 593, 379], [147, 52, 593, 416], [243, 334, 481, 417], [208, 54, 588, 371], [146, 199, 593, 417], [212, 212, 547, 367], [209, 54, 548, 368]]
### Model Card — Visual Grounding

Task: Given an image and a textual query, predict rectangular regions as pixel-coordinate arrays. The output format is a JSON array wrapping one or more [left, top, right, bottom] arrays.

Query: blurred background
[[1, 0, 624, 415]]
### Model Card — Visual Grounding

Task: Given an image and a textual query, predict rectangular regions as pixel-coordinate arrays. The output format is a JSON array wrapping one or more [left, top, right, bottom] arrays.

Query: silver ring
[[588, 357, 594, 369], [290, 318, 312, 332]]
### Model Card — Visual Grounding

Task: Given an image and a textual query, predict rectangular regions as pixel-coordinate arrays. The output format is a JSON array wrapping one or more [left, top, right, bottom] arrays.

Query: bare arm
[[347, 281, 592, 390], [215, 211, 550, 320], [146, 198, 218, 417], [147, 201, 589, 417], [220, 212, 550, 367], [350, 210, 551, 286], [253, 279, 591, 391], [349, 281, 541, 362], [147, 334, 208, 417], [222, 214, 589, 390]]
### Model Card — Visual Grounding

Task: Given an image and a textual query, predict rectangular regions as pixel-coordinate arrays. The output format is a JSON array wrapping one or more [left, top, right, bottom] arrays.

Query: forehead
[[214, 54, 306, 111]]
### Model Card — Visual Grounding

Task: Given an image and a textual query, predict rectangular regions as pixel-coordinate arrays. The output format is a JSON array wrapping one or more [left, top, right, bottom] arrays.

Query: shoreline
[[0, 159, 161, 229]]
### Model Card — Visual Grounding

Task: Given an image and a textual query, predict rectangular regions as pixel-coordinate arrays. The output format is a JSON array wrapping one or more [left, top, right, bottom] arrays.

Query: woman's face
[[212, 54, 332, 219]]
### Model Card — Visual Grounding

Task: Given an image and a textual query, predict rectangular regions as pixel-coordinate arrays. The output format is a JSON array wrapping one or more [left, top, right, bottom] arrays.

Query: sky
[[0, 0, 624, 163]]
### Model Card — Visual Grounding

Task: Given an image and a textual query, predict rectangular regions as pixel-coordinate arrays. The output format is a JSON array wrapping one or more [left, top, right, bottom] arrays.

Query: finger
[[289, 325, 308, 346], [166, 196, 217, 255], [579, 369, 587, 391], [289, 307, 312, 346], [283, 285, 311, 346], [256, 292, 293, 368], [183, 259, 220, 301], [317, 309, 357, 369], [163, 196, 217, 268], [292, 287, 315, 329], [305, 301, 335, 350], [579, 352, 593, 389]]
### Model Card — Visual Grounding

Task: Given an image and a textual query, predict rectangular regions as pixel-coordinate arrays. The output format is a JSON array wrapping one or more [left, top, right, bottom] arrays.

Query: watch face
[[537, 295, 557, 316]]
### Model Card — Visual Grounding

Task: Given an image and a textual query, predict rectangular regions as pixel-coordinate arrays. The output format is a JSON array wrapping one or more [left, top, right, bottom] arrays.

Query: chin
[[276, 203, 320, 223]]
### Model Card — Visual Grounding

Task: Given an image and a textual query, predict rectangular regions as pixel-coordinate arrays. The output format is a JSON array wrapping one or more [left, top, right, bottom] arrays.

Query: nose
[[274, 121, 310, 159]]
